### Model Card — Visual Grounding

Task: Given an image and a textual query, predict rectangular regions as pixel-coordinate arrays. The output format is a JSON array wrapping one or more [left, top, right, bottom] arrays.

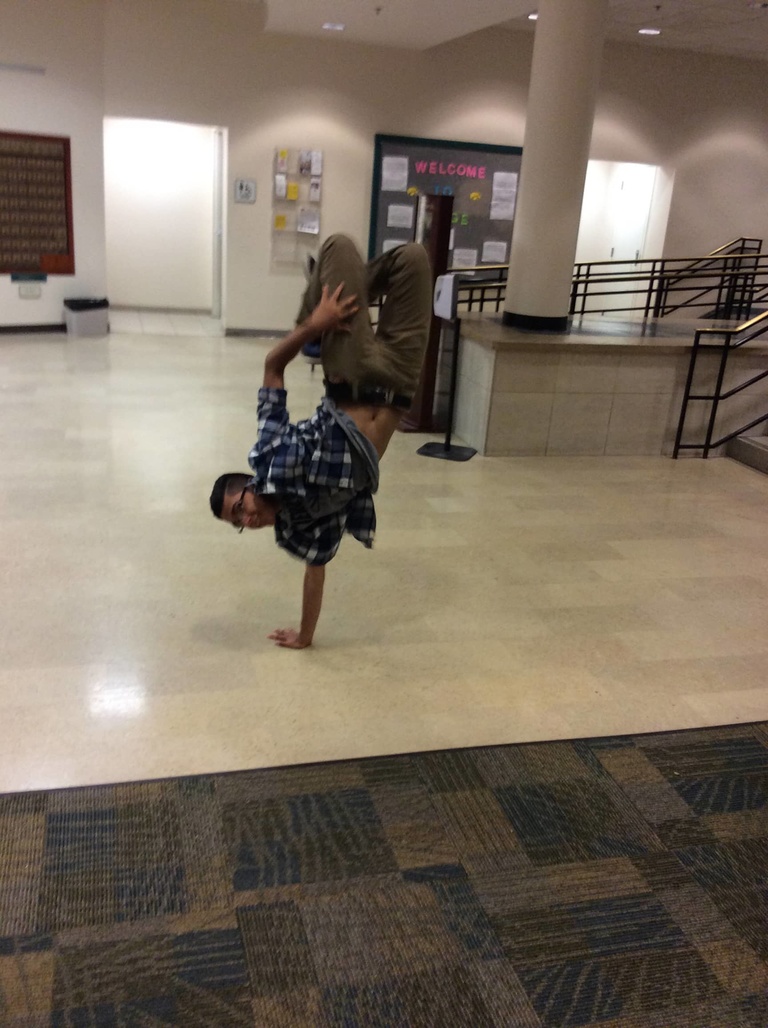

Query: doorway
[[103, 118, 226, 322], [575, 160, 672, 316]]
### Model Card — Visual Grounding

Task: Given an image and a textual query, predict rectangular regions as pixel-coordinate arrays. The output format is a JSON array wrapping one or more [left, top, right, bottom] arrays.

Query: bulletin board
[[0, 130, 74, 275], [368, 134, 522, 269]]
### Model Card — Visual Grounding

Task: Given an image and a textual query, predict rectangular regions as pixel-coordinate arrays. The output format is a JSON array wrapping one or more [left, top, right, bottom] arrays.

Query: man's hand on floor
[[268, 628, 311, 649]]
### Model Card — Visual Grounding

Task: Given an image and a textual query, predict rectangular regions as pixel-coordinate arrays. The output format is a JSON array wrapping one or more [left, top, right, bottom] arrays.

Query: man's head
[[210, 472, 278, 532]]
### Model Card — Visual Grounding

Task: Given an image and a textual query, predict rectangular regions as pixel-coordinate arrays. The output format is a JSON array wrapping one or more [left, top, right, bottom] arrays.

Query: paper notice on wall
[[311, 150, 323, 176], [309, 177, 322, 202], [387, 204, 414, 229], [274, 173, 287, 199], [382, 238, 403, 253], [482, 240, 508, 263], [276, 149, 288, 173], [298, 207, 321, 234], [452, 248, 478, 269], [286, 181, 299, 201], [490, 171, 518, 221], [298, 150, 312, 175], [273, 213, 287, 231], [381, 155, 409, 192]]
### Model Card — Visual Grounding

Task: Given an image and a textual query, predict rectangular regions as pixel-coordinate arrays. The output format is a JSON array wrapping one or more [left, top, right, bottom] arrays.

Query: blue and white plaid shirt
[[248, 388, 377, 566]]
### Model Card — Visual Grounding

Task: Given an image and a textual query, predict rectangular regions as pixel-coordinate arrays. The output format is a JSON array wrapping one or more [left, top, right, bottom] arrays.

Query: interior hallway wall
[[101, 1, 768, 330], [3, 0, 768, 330], [0, 0, 107, 327]]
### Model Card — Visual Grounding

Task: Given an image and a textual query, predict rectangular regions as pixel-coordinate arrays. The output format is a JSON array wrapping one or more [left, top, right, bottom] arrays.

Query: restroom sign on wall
[[234, 178, 256, 204]]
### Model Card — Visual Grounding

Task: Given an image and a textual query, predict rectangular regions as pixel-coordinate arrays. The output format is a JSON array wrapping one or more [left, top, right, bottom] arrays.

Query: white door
[[104, 118, 225, 315], [576, 161, 658, 315]]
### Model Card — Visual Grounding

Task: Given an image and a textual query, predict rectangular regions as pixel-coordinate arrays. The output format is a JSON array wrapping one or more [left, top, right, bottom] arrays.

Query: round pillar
[[503, 0, 609, 331]]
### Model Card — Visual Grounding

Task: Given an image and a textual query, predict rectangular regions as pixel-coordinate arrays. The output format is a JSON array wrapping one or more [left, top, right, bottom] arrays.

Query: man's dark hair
[[210, 472, 251, 519]]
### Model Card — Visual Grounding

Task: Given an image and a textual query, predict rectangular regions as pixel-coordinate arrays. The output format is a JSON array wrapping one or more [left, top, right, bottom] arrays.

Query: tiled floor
[[109, 308, 223, 336], [0, 325, 767, 793]]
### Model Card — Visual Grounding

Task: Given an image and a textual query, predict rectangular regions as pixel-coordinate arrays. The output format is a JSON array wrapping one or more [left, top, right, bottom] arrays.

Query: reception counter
[[453, 314, 768, 457]]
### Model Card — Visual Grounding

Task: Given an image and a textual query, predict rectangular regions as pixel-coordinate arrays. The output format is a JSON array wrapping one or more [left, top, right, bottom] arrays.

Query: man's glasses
[[231, 485, 250, 533]]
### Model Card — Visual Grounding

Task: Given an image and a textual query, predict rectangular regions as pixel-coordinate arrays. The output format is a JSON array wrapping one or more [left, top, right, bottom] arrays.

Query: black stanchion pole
[[417, 316, 477, 462]]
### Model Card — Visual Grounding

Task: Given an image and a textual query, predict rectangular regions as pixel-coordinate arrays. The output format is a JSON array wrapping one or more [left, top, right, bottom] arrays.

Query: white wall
[[103, 118, 216, 309], [3, 0, 768, 331], [0, 0, 107, 326]]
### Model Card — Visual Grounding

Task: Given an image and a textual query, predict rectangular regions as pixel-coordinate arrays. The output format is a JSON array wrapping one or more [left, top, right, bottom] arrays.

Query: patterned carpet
[[1, 722, 767, 1028]]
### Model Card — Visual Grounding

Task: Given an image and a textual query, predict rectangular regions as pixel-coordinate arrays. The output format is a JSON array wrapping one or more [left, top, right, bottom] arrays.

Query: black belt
[[325, 380, 412, 411]]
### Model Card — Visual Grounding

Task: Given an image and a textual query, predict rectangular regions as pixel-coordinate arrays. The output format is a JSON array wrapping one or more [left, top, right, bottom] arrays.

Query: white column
[[503, 0, 609, 330]]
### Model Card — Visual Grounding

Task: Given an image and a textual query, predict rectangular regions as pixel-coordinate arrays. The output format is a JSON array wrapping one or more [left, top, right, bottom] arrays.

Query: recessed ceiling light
[[322, 22, 345, 31], [528, 12, 538, 20], [638, 27, 661, 36]]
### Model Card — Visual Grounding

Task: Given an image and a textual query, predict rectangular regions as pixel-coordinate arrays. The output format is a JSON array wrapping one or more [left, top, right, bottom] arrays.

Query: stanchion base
[[417, 441, 477, 462]]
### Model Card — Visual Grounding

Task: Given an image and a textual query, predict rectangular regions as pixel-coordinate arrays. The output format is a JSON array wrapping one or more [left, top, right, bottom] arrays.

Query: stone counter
[[453, 314, 768, 457]]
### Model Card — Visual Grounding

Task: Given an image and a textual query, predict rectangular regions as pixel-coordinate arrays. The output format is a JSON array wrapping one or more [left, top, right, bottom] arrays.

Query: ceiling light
[[322, 22, 345, 31], [528, 12, 538, 20], [638, 27, 661, 36]]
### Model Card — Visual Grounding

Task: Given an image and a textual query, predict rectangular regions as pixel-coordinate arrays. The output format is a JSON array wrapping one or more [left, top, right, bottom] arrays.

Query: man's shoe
[[302, 337, 322, 368]]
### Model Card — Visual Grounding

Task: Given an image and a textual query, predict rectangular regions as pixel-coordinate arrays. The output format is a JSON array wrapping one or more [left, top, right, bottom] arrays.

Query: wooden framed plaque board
[[0, 130, 75, 275]]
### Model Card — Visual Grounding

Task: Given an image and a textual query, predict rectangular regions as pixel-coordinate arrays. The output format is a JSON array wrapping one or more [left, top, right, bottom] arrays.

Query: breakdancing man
[[210, 234, 432, 648]]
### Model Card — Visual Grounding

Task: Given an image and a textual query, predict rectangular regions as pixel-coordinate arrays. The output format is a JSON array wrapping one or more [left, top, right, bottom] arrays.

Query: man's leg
[[364, 242, 432, 395], [296, 234, 432, 396], [296, 235, 378, 385]]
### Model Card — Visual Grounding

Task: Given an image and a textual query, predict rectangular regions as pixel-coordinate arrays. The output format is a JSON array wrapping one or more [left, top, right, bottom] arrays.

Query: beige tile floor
[[1, 327, 767, 792]]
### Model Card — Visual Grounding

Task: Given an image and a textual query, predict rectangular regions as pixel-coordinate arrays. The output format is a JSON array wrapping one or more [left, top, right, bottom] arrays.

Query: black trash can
[[63, 298, 109, 337]]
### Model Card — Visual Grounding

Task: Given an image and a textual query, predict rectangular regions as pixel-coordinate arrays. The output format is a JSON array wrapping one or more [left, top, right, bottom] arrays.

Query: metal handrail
[[375, 241, 767, 322], [571, 248, 768, 320], [673, 308, 768, 458], [659, 237, 761, 288], [704, 236, 762, 257]]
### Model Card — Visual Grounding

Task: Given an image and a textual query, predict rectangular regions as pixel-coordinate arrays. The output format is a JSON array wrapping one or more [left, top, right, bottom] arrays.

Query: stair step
[[726, 435, 768, 475]]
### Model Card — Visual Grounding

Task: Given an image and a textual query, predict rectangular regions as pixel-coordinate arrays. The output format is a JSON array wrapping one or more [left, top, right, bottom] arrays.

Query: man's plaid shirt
[[248, 388, 377, 566]]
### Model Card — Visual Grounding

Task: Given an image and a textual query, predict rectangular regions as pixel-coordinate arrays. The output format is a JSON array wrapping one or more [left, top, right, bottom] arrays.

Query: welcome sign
[[369, 134, 522, 270]]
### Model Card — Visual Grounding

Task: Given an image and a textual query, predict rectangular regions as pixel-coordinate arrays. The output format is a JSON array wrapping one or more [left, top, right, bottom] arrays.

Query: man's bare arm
[[268, 564, 326, 649], [263, 284, 358, 390]]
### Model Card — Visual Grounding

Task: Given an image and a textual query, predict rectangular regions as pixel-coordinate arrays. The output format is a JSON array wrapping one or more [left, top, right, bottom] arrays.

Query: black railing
[[374, 238, 768, 322], [397, 239, 767, 321], [673, 309, 768, 458], [571, 238, 766, 320], [370, 265, 509, 321], [454, 265, 508, 313]]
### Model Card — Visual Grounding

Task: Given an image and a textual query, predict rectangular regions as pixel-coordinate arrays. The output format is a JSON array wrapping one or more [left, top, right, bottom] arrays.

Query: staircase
[[726, 434, 768, 475]]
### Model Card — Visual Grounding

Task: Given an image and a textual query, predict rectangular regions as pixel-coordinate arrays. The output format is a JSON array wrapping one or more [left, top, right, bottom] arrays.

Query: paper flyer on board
[[387, 204, 414, 229], [381, 156, 409, 192], [452, 248, 478, 268], [490, 171, 518, 221], [482, 240, 508, 263]]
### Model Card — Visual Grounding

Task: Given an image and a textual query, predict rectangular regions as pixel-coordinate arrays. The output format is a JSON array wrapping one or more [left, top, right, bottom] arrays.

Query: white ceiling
[[261, 0, 768, 61]]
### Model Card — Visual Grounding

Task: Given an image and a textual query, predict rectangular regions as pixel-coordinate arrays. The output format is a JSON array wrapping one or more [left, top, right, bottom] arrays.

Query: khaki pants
[[297, 234, 432, 396]]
